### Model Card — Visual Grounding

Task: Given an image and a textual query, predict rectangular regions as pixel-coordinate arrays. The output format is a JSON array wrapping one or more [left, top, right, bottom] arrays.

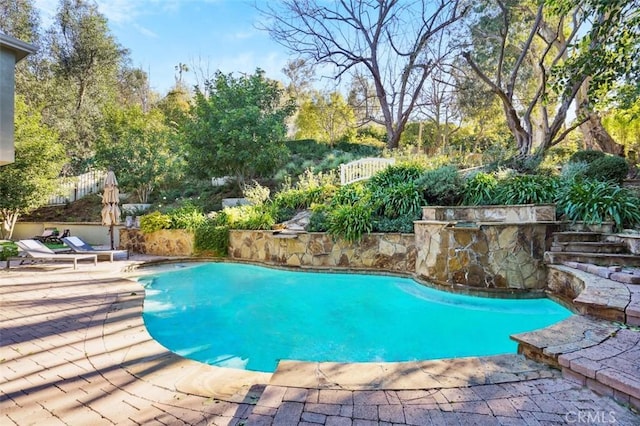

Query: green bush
[[493, 174, 559, 205], [139, 211, 172, 233], [194, 220, 229, 256], [569, 149, 605, 164], [225, 205, 275, 230], [376, 181, 424, 218], [585, 155, 629, 184], [308, 204, 330, 232], [416, 165, 464, 206], [560, 161, 590, 182], [367, 163, 425, 189], [273, 186, 327, 210], [463, 172, 498, 205], [243, 181, 271, 206], [330, 182, 369, 207], [327, 202, 373, 242], [557, 180, 640, 231], [372, 214, 416, 233], [0, 241, 18, 261], [167, 202, 206, 230]]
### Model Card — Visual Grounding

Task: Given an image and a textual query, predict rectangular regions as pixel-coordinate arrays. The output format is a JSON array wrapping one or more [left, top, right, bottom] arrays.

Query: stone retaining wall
[[120, 228, 194, 256], [229, 231, 416, 273]]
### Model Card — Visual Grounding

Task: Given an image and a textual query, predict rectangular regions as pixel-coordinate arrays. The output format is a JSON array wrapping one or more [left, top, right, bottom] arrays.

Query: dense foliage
[[183, 69, 296, 186], [0, 97, 66, 239]]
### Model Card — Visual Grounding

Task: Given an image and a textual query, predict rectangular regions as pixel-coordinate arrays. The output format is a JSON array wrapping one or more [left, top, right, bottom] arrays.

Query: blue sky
[[34, 0, 292, 94]]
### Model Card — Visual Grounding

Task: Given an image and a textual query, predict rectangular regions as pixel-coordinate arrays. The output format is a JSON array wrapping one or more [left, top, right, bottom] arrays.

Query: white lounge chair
[[6, 239, 97, 270], [62, 236, 129, 262]]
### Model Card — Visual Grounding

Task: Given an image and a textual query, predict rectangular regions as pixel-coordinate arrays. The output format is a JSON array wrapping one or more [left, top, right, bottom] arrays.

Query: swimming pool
[[141, 262, 573, 373]]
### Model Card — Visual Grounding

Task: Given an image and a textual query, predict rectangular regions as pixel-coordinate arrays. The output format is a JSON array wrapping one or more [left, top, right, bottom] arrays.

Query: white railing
[[47, 170, 107, 205], [340, 157, 396, 185]]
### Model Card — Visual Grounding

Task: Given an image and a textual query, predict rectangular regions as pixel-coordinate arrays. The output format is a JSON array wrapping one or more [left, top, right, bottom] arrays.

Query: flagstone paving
[[1, 258, 639, 425]]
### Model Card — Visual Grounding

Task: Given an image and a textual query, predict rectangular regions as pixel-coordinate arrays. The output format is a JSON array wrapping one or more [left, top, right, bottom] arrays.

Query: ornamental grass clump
[[493, 174, 559, 205], [556, 179, 640, 231]]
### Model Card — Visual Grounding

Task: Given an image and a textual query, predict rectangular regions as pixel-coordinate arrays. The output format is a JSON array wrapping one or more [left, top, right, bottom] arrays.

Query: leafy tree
[[461, 0, 639, 159], [295, 91, 357, 145], [260, 0, 468, 149], [46, 0, 129, 171], [95, 106, 182, 203], [184, 69, 295, 186], [602, 98, 640, 159], [0, 97, 65, 239]]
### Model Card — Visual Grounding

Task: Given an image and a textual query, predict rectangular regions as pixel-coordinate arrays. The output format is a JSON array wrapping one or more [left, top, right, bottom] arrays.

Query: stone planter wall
[[120, 229, 194, 256], [229, 231, 416, 273], [422, 204, 556, 223], [414, 221, 549, 290]]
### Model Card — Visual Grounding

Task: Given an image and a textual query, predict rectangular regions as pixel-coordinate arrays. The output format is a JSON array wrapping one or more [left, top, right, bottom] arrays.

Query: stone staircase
[[545, 231, 640, 272], [517, 230, 640, 410]]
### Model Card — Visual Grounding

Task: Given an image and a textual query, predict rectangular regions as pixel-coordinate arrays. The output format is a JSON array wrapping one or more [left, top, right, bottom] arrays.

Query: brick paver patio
[[1, 258, 639, 425]]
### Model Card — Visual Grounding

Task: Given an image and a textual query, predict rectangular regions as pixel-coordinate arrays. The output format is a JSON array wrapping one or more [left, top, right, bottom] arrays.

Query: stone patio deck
[[1, 258, 639, 425]]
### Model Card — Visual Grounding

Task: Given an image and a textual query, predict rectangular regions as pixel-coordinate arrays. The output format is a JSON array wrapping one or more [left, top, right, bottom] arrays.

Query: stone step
[[511, 317, 640, 411], [552, 231, 604, 243], [544, 251, 640, 268], [550, 241, 627, 254], [559, 261, 640, 285]]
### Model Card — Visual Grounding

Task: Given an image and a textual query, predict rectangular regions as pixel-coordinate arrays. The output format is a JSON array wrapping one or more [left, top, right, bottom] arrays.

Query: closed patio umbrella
[[101, 170, 121, 249]]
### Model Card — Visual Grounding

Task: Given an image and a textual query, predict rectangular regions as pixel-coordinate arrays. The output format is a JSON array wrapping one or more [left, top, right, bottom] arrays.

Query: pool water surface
[[141, 262, 572, 372]]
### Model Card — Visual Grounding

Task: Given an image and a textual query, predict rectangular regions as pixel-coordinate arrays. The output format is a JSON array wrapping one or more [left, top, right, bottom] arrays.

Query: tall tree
[[260, 0, 468, 149], [296, 91, 357, 145], [95, 105, 180, 203], [461, 0, 639, 159], [184, 69, 296, 186], [46, 0, 128, 171], [0, 0, 48, 100], [0, 96, 65, 239]]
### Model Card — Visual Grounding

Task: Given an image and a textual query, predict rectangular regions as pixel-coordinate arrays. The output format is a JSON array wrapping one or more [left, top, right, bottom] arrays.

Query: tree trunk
[[576, 81, 624, 155], [578, 111, 624, 155], [387, 128, 401, 149], [1, 210, 19, 240]]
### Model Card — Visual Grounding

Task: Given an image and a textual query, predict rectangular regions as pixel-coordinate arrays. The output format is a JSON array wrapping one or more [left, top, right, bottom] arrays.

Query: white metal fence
[[340, 157, 396, 185], [47, 170, 107, 205]]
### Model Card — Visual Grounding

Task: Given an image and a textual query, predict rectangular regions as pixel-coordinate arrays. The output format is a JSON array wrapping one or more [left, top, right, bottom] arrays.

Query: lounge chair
[[6, 239, 97, 270], [62, 236, 129, 262]]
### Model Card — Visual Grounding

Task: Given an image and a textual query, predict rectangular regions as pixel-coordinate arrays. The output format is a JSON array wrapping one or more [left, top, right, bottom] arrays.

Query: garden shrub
[[224, 205, 275, 230], [375, 181, 424, 218], [167, 202, 206, 230], [462, 172, 498, 205], [367, 163, 425, 189], [308, 204, 330, 232], [0, 241, 18, 261], [330, 182, 369, 207], [194, 219, 229, 256], [556, 179, 640, 231], [585, 155, 629, 184], [560, 161, 589, 182], [327, 201, 373, 242], [493, 174, 559, 205], [372, 215, 416, 233], [139, 211, 172, 233], [416, 165, 464, 206], [243, 181, 271, 206], [569, 149, 605, 164]]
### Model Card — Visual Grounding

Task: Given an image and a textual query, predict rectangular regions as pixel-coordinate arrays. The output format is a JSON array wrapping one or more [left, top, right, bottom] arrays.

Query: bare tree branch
[[257, 0, 467, 149]]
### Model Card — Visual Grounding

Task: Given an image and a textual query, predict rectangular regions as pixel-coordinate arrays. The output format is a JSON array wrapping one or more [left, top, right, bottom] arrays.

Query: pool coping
[[124, 259, 561, 396]]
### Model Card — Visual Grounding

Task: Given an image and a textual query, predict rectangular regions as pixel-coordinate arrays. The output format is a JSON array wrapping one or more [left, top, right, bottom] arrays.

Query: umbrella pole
[[110, 224, 115, 250]]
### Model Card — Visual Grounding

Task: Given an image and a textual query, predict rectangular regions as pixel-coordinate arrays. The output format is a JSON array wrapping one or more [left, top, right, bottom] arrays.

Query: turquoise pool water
[[141, 262, 572, 373]]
